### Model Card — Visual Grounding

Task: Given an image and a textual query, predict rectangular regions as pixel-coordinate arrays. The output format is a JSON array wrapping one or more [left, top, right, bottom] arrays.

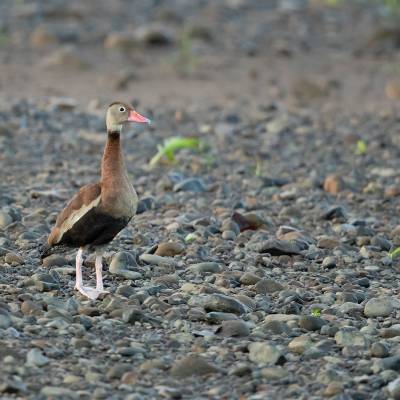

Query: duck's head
[[106, 101, 150, 133]]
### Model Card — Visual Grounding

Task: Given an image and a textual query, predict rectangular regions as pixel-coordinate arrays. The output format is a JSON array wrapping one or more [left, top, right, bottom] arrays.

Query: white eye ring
[[119, 106, 125, 112]]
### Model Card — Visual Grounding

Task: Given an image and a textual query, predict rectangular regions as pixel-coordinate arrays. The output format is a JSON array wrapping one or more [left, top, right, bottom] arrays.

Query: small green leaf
[[184, 233, 197, 243], [390, 247, 400, 259], [149, 136, 201, 166], [356, 140, 367, 156], [311, 308, 321, 317]]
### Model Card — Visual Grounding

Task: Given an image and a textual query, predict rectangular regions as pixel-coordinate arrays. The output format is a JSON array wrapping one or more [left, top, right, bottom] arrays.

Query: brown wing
[[47, 182, 102, 247]]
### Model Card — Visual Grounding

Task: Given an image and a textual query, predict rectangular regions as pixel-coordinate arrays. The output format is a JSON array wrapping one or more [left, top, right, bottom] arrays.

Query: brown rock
[[323, 174, 344, 195], [155, 241, 185, 257], [5, 252, 24, 265]]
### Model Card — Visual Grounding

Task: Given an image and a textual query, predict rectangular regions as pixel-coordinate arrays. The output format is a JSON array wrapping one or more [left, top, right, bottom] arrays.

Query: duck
[[42, 101, 151, 300]]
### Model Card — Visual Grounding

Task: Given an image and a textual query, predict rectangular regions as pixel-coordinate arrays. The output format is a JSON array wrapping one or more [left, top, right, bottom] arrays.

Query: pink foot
[[75, 285, 109, 300]]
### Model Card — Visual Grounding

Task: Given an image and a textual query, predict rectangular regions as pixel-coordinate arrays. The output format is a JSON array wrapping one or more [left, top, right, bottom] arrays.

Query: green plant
[[390, 247, 400, 259], [356, 139, 367, 155], [311, 308, 321, 317], [149, 136, 201, 167]]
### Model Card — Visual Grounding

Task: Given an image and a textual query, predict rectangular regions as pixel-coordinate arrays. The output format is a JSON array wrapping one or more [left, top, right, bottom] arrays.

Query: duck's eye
[[119, 107, 126, 112]]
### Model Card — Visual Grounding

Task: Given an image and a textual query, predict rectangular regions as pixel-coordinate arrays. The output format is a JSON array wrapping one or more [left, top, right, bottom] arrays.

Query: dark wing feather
[[47, 182, 101, 247]]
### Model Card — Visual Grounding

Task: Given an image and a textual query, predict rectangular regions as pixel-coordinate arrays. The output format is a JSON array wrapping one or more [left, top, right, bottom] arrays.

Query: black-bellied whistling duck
[[44, 102, 150, 300]]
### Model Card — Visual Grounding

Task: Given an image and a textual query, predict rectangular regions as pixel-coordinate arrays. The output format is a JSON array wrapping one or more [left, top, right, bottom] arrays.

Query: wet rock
[[364, 297, 393, 318], [155, 242, 185, 256], [248, 342, 285, 366], [204, 294, 248, 315], [170, 355, 219, 378]]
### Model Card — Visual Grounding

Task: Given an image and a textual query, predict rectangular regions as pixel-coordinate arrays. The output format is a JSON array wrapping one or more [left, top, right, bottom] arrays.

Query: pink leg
[[95, 255, 104, 291], [74, 248, 108, 300]]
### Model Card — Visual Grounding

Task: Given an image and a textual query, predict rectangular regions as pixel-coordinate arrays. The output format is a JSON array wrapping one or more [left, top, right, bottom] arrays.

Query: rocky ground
[[1, 0, 400, 399]]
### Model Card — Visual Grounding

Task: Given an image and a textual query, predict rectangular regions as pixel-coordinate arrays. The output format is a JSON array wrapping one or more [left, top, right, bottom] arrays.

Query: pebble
[[288, 335, 313, 354], [364, 297, 393, 318], [299, 316, 326, 331], [240, 272, 261, 285], [155, 242, 185, 256], [109, 251, 142, 280], [248, 342, 285, 366], [42, 254, 69, 268], [255, 278, 284, 294], [174, 178, 206, 193], [5, 252, 24, 264], [139, 254, 178, 267], [217, 320, 250, 337], [188, 262, 221, 274], [323, 174, 345, 194], [204, 294, 248, 315], [388, 378, 400, 400], [0, 210, 13, 228], [256, 239, 305, 256], [170, 355, 219, 378], [370, 342, 390, 358], [26, 348, 49, 367], [335, 328, 370, 348]]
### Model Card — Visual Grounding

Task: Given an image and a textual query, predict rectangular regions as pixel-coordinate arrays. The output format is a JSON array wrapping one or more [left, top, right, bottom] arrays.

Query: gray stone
[[42, 254, 69, 268], [240, 272, 261, 285], [255, 278, 284, 294], [217, 320, 250, 337], [204, 294, 248, 315], [364, 297, 393, 318], [170, 355, 219, 378], [41, 386, 77, 398], [139, 253, 178, 267], [0, 210, 12, 228], [370, 342, 390, 358], [335, 328, 370, 348], [248, 342, 285, 366], [26, 348, 49, 367], [188, 262, 221, 274], [373, 355, 400, 373], [256, 239, 306, 255], [174, 178, 206, 193], [288, 335, 313, 354], [32, 273, 59, 292], [388, 377, 400, 400], [299, 316, 326, 331]]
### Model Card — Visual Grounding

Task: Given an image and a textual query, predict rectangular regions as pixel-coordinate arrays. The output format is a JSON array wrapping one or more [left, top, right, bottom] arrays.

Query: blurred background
[[1, 0, 400, 113]]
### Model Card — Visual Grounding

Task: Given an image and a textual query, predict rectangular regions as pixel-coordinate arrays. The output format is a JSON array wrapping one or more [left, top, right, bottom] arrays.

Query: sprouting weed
[[149, 136, 201, 167]]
